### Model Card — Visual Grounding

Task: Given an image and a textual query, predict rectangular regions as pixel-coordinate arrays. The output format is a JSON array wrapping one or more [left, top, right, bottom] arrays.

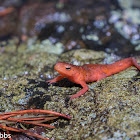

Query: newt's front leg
[[46, 75, 64, 84], [70, 81, 89, 100]]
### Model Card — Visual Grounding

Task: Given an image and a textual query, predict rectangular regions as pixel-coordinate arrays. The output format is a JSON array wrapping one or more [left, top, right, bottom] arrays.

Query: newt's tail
[[131, 58, 140, 70], [106, 57, 140, 76]]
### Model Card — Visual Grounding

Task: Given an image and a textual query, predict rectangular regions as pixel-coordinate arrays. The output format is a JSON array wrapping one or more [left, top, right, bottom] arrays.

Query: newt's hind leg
[[96, 72, 107, 81], [132, 58, 140, 70]]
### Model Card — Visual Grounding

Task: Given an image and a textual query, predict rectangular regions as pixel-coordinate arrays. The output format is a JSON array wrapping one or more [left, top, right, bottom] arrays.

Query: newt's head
[[54, 62, 79, 77]]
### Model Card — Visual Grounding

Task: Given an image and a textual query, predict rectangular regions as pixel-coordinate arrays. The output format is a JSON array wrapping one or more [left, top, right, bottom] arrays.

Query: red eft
[[46, 57, 140, 99]]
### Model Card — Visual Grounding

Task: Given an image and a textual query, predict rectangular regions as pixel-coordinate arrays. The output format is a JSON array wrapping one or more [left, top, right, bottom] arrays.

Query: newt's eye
[[65, 67, 71, 70]]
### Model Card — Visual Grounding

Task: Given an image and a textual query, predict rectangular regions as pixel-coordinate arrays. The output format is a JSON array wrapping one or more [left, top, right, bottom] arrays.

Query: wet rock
[[0, 41, 58, 111], [11, 126, 46, 140], [64, 40, 86, 51], [27, 38, 64, 55], [1, 0, 139, 57], [0, 1, 140, 139], [44, 52, 140, 139], [59, 49, 106, 65], [0, 43, 139, 139], [18, 2, 71, 37]]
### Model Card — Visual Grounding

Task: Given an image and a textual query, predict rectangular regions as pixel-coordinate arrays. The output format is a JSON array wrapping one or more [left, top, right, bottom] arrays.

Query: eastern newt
[[46, 57, 140, 99]]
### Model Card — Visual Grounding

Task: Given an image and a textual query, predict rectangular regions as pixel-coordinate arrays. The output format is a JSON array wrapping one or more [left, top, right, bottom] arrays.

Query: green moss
[[0, 40, 139, 139], [59, 49, 106, 65], [27, 39, 64, 54]]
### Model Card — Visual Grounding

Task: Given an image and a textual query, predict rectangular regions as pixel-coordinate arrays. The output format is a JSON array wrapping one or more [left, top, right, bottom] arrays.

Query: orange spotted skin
[[46, 58, 140, 99]]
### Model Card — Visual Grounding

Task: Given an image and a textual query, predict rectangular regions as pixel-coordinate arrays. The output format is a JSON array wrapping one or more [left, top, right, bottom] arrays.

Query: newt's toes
[[46, 80, 51, 85], [70, 95, 75, 100], [46, 80, 54, 85]]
